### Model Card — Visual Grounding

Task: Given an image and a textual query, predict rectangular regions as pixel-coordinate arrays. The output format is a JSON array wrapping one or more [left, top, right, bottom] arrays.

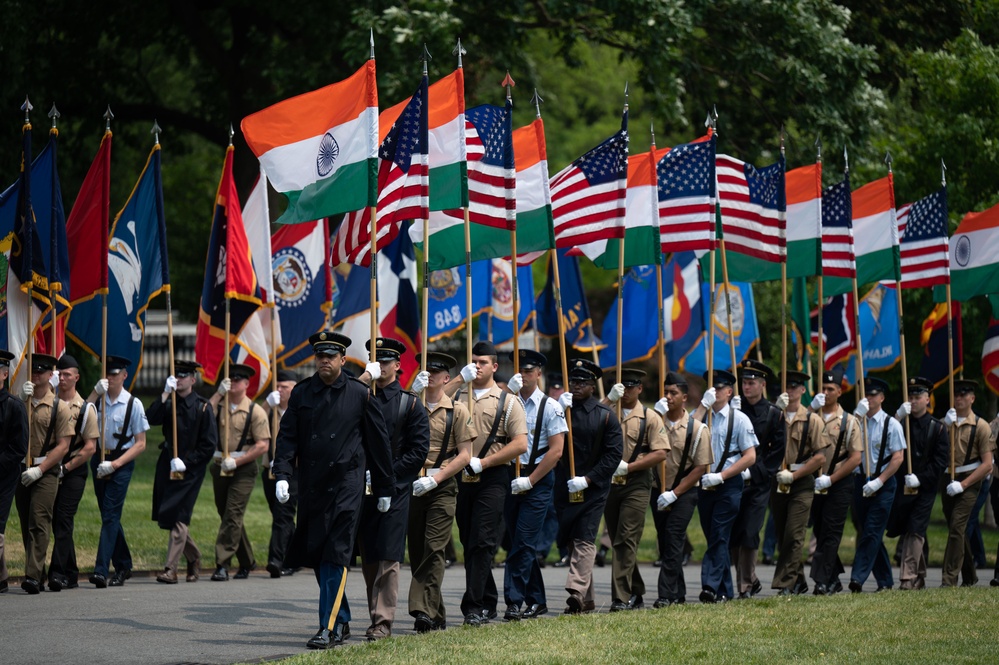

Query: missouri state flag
[[241, 60, 379, 226]]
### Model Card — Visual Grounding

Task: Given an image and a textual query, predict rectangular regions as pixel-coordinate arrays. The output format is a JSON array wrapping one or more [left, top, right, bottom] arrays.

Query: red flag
[[66, 131, 111, 302]]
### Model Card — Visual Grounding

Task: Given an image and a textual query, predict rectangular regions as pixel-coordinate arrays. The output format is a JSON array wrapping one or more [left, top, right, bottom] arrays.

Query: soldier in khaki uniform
[[208, 363, 270, 581], [407, 352, 476, 632], [771, 370, 828, 595], [652, 371, 710, 607], [14, 353, 74, 594], [940, 379, 995, 587], [809, 368, 864, 595], [603, 368, 668, 611], [444, 340, 528, 625], [48, 354, 99, 591]]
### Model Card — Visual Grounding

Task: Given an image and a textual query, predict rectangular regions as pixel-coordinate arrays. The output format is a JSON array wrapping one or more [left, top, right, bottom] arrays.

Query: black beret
[[821, 366, 845, 386], [471, 340, 497, 357], [56, 354, 80, 371], [276, 369, 299, 383], [663, 370, 687, 387]]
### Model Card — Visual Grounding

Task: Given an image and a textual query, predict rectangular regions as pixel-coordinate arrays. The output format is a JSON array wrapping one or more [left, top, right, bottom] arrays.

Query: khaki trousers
[[363, 560, 400, 631], [165, 522, 201, 573], [211, 462, 257, 569], [407, 477, 457, 622], [771, 478, 814, 589], [898, 532, 927, 589], [15, 473, 59, 581], [565, 539, 596, 605], [603, 471, 651, 602], [941, 479, 982, 586]]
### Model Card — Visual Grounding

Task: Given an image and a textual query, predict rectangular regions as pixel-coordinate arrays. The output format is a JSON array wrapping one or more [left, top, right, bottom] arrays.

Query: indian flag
[[580, 146, 662, 269], [711, 162, 820, 282], [241, 61, 378, 226], [428, 69, 466, 211], [851, 174, 900, 285], [936, 203, 999, 302], [512, 117, 555, 264]]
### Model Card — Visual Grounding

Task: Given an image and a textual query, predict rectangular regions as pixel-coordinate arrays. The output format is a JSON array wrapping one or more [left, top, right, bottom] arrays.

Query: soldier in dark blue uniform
[[357, 337, 429, 640], [554, 358, 622, 614], [0, 349, 28, 593], [273, 331, 394, 650]]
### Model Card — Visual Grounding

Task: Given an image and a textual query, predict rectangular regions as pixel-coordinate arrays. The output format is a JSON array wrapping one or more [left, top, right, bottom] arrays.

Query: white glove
[[613, 460, 630, 477], [558, 393, 573, 410], [731, 395, 742, 410], [511, 477, 533, 494], [701, 472, 724, 488], [904, 474, 920, 489], [412, 371, 430, 395], [946, 480, 964, 496], [216, 378, 231, 396], [20, 466, 43, 486], [862, 477, 883, 497], [700, 387, 716, 409], [567, 476, 589, 493], [266, 391, 281, 407], [164, 375, 177, 394], [944, 408, 957, 426], [468, 457, 483, 474], [814, 474, 832, 491], [507, 373, 523, 395], [740, 468, 751, 480], [810, 393, 825, 410], [94, 378, 109, 396], [377, 496, 392, 512], [49, 370, 60, 389], [895, 402, 911, 420], [170, 457, 186, 473], [776, 469, 795, 485], [654, 397, 669, 416], [854, 398, 869, 417], [275, 480, 290, 503], [19, 381, 34, 401], [608, 383, 625, 403], [413, 476, 438, 497], [460, 363, 477, 383], [775, 392, 790, 411], [221, 456, 237, 473], [657, 491, 678, 511], [365, 362, 382, 380], [97, 461, 115, 478]]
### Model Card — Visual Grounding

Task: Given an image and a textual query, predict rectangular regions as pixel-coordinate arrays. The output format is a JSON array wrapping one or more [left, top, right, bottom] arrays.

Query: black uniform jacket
[[741, 397, 786, 485], [274, 371, 394, 568], [149, 390, 218, 528]]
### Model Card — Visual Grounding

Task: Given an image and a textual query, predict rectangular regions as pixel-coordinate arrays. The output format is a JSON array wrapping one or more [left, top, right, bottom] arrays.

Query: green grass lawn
[[3, 421, 997, 575], [251, 588, 999, 665]]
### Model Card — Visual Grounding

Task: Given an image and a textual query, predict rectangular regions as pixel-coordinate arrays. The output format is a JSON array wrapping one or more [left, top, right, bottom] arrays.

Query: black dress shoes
[[307, 628, 332, 649], [750, 579, 763, 597], [332, 622, 350, 645], [553, 555, 569, 568], [813, 583, 828, 596], [848, 579, 863, 593], [504, 605, 522, 621], [521, 603, 548, 619], [609, 600, 628, 612], [792, 579, 810, 595], [21, 578, 41, 594], [830, 580, 843, 594], [413, 612, 434, 633], [89, 573, 108, 589], [109, 570, 131, 587], [480, 608, 497, 621], [463, 612, 483, 626], [211, 566, 229, 581], [777, 587, 794, 596], [627, 594, 644, 610], [266, 562, 282, 579], [0, 579, 7, 593], [48, 575, 66, 592], [564, 594, 584, 614], [234, 565, 254, 580], [699, 588, 717, 604], [281, 567, 296, 576]]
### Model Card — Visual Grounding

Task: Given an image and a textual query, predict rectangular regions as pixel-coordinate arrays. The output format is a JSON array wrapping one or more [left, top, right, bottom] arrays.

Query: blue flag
[[426, 263, 490, 342], [599, 265, 660, 367], [664, 252, 706, 370], [67, 146, 170, 388], [535, 249, 603, 351], [842, 282, 901, 386], [479, 259, 535, 346], [682, 281, 760, 375]]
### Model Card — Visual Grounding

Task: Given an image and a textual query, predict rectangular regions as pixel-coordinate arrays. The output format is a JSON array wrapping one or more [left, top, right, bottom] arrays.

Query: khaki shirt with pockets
[[620, 405, 670, 463], [784, 405, 828, 470], [220, 395, 270, 452], [29, 390, 74, 459], [818, 405, 863, 475], [424, 393, 477, 468], [469, 385, 527, 458], [663, 410, 711, 489]]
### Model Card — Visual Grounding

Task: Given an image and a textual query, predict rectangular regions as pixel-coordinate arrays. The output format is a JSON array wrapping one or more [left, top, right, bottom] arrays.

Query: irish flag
[[512, 117, 555, 264], [935, 203, 999, 302], [851, 175, 900, 285], [241, 60, 379, 226], [580, 146, 663, 269]]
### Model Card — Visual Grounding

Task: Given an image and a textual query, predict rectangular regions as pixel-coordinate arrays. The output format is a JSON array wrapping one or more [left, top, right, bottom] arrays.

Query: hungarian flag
[[658, 135, 716, 255], [919, 301, 963, 390], [195, 146, 264, 384], [241, 60, 379, 226], [983, 318, 999, 395], [935, 202, 999, 303], [511, 117, 555, 264], [851, 175, 900, 285], [332, 74, 429, 268], [580, 145, 663, 269], [551, 110, 628, 249], [273, 218, 334, 368]]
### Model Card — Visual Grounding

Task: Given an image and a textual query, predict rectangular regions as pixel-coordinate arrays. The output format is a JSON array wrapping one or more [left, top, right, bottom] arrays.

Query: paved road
[[0, 560, 948, 665]]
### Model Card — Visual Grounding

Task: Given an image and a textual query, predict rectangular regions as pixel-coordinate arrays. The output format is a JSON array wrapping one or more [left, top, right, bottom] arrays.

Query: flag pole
[[844, 148, 871, 481], [712, 108, 740, 391], [502, 72, 522, 478], [256, 164, 279, 479], [551, 249, 581, 503], [98, 108, 114, 464], [454, 40, 473, 415], [776, 128, 791, 494], [942, 160, 956, 482], [815, 138, 824, 389], [21, 98, 35, 467], [369, 32, 379, 396], [419, 46, 432, 404], [47, 105, 60, 357], [613, 84, 629, 419], [652, 121, 669, 495], [222, 296, 233, 476]]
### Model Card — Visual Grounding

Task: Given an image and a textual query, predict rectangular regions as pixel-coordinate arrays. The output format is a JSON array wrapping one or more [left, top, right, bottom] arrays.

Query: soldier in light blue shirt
[[849, 377, 905, 592], [695, 369, 758, 603]]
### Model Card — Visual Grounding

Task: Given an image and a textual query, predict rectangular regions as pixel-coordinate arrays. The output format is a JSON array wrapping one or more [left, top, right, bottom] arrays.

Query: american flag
[[898, 188, 949, 288], [716, 154, 785, 262], [821, 178, 855, 278], [551, 111, 628, 247], [332, 76, 428, 267], [423, 101, 516, 232], [657, 135, 716, 254]]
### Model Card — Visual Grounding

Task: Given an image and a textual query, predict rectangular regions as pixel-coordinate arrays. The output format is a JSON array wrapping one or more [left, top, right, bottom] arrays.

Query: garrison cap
[[739, 359, 774, 381], [276, 369, 299, 383], [907, 376, 933, 394], [56, 354, 80, 371], [568, 358, 601, 382], [821, 366, 845, 386], [620, 368, 646, 387], [954, 379, 978, 395], [103, 356, 132, 374], [663, 370, 687, 388], [174, 359, 202, 376], [703, 369, 736, 387], [0, 349, 14, 367], [512, 348, 547, 369], [228, 364, 256, 381], [310, 331, 350, 356], [782, 370, 811, 387], [864, 377, 890, 395], [366, 337, 407, 362], [420, 352, 457, 372], [471, 340, 497, 357]]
